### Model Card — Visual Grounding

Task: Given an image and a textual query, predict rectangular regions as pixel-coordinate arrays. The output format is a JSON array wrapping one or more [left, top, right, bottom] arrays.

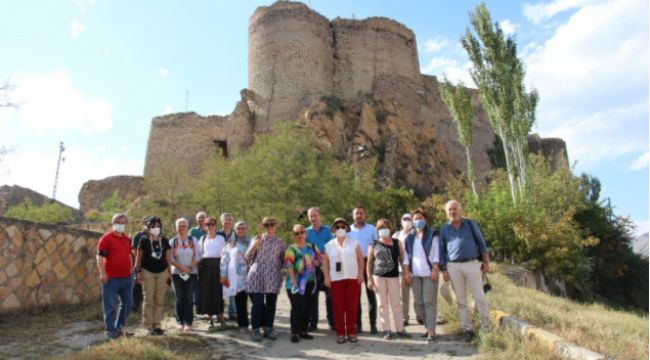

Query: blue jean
[[101, 276, 133, 335], [172, 274, 197, 325], [228, 295, 237, 318], [250, 293, 277, 330]]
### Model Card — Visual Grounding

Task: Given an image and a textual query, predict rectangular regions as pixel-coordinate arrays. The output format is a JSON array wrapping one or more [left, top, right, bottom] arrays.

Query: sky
[[0, 0, 647, 235]]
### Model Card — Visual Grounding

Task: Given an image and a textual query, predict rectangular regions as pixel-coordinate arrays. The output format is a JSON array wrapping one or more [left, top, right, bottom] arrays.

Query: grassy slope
[[439, 263, 648, 360]]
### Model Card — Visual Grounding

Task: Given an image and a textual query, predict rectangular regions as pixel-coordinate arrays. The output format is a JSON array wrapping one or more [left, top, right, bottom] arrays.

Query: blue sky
[[0, 0, 647, 235]]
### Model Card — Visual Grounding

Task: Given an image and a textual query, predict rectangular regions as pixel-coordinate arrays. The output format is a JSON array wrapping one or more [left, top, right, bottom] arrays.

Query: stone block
[[0, 229, 8, 250], [53, 233, 67, 246], [59, 242, 71, 258], [38, 228, 52, 242], [2, 293, 20, 309], [5, 262, 17, 278], [24, 228, 41, 249], [5, 225, 20, 241], [72, 236, 86, 253], [25, 270, 40, 288], [0, 286, 9, 300], [44, 238, 57, 255], [36, 257, 52, 276], [52, 261, 70, 280], [0, 271, 6, 285], [0, 255, 6, 269], [10, 229, 24, 250], [34, 246, 48, 265]]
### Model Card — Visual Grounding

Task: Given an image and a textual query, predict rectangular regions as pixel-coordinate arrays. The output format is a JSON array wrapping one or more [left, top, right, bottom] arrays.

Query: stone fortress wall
[[0, 217, 102, 312], [141, 0, 567, 200]]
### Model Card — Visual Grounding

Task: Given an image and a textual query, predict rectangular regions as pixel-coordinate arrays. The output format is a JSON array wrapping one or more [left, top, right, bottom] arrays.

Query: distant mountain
[[632, 233, 649, 257]]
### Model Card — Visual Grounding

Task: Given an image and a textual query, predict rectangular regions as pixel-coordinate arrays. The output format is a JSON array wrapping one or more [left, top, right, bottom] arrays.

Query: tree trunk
[[465, 146, 477, 198], [498, 124, 517, 205]]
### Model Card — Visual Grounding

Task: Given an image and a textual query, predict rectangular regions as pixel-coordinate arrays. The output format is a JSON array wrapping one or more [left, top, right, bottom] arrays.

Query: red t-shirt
[[97, 231, 132, 278]]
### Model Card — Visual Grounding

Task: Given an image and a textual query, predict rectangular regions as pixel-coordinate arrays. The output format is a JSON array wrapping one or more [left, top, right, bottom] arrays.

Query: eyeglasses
[[206, 223, 217, 227], [177, 224, 187, 228], [334, 225, 346, 230], [402, 217, 411, 221], [293, 231, 305, 235], [263, 223, 276, 228], [148, 225, 161, 229]]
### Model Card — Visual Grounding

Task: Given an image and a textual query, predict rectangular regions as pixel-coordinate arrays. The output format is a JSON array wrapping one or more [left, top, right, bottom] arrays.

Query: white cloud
[[163, 104, 173, 114], [629, 152, 649, 171], [70, 19, 85, 39], [3, 69, 113, 134], [525, 0, 648, 164], [499, 19, 518, 35], [523, 0, 608, 24], [0, 145, 142, 208], [421, 57, 474, 86], [159, 67, 169, 78], [423, 37, 448, 54]]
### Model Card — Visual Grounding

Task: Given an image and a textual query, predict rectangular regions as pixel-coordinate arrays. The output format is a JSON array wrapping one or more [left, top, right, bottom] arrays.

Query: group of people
[[96, 200, 491, 345]]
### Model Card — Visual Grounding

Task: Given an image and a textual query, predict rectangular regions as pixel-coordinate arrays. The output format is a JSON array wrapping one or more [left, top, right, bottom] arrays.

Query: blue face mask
[[413, 219, 425, 229]]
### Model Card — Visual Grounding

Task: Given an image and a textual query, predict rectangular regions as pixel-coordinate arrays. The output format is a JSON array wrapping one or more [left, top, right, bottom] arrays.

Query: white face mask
[[112, 223, 126, 233], [401, 220, 412, 230], [335, 228, 347, 238], [150, 227, 161, 236], [378, 228, 390, 238]]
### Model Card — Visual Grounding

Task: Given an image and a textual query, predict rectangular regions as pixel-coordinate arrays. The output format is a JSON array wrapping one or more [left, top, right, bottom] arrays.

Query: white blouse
[[200, 234, 226, 258], [324, 237, 360, 281]]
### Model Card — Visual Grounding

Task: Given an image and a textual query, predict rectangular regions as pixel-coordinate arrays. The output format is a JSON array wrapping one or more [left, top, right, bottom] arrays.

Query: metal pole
[[52, 141, 65, 200]]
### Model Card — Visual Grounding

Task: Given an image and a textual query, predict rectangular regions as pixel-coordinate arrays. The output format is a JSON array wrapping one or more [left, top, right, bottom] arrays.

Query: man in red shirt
[[96, 213, 133, 339]]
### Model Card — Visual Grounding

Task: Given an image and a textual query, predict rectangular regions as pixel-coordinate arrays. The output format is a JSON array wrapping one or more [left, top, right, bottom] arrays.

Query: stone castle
[[137, 1, 566, 201]]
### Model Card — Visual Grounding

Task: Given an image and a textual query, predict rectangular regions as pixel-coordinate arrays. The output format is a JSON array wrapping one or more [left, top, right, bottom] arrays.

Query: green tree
[[85, 190, 129, 223], [440, 79, 477, 198], [462, 3, 530, 204], [4, 198, 75, 224]]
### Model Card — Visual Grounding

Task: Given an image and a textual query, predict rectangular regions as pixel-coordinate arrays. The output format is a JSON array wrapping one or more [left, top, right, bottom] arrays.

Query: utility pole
[[52, 141, 65, 200]]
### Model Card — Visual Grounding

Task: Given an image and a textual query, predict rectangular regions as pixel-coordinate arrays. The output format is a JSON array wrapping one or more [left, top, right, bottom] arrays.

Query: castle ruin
[[140, 1, 566, 199]]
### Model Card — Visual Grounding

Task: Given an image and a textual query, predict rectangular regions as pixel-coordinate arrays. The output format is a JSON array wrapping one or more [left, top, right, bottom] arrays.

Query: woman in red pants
[[322, 218, 364, 344]]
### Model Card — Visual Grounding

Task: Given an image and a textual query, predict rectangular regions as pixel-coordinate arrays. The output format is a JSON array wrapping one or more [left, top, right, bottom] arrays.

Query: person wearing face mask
[[367, 219, 411, 340], [217, 212, 238, 322], [135, 217, 171, 336], [131, 216, 152, 314], [322, 218, 364, 344], [393, 213, 417, 327], [169, 217, 201, 332], [96, 213, 133, 339], [404, 208, 440, 344], [221, 221, 252, 333]]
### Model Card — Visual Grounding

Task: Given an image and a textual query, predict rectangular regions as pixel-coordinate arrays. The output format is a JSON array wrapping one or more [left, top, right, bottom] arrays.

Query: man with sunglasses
[[305, 207, 333, 331], [348, 206, 379, 334]]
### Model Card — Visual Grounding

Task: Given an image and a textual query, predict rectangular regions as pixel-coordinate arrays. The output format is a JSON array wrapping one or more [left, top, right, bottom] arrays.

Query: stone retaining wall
[[0, 217, 102, 312]]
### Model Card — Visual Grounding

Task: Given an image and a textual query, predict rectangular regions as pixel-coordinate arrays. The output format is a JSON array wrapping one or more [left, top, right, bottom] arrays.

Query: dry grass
[[439, 263, 648, 360], [57, 334, 212, 360]]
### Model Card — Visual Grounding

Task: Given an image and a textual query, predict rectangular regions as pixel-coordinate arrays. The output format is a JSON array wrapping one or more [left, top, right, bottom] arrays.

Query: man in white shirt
[[348, 206, 379, 334]]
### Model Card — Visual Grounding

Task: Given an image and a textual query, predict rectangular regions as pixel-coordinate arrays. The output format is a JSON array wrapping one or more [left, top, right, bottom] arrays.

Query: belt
[[450, 258, 476, 263]]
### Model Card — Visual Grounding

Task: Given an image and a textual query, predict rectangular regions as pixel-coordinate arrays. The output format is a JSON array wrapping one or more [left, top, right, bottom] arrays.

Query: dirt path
[[158, 290, 480, 360]]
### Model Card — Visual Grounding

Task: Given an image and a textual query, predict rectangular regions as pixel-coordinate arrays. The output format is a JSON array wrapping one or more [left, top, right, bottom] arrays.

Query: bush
[[4, 198, 75, 224]]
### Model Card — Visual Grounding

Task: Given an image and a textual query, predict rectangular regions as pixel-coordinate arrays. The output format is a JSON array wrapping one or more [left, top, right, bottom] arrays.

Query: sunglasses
[[334, 225, 347, 230], [263, 223, 276, 228], [206, 223, 217, 227], [293, 231, 305, 235], [148, 225, 162, 228]]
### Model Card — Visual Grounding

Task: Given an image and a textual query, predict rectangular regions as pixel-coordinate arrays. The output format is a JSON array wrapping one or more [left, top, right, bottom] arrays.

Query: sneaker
[[370, 325, 378, 335], [106, 331, 119, 340], [396, 330, 411, 339], [153, 328, 165, 335], [463, 330, 476, 342], [336, 336, 346, 344], [307, 323, 318, 332], [403, 319, 409, 327], [427, 334, 436, 343], [291, 334, 300, 343], [183, 325, 193, 332], [348, 335, 358, 343], [176, 324, 184, 330], [382, 331, 393, 340], [251, 329, 263, 342], [299, 332, 314, 339], [264, 328, 278, 340]]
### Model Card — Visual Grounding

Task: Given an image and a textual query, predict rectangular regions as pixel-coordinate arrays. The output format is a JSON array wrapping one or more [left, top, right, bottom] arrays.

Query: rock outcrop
[[0, 185, 83, 222], [78, 175, 146, 216]]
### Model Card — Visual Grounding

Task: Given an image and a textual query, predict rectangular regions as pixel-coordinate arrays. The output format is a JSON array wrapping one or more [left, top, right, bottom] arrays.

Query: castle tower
[[248, 1, 334, 130], [331, 17, 421, 101]]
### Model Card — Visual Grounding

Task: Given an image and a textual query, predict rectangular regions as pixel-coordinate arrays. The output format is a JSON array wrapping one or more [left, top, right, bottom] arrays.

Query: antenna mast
[[52, 141, 65, 200]]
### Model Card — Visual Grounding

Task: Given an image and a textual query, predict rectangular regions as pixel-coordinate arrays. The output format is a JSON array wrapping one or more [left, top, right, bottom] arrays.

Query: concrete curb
[[489, 310, 608, 360]]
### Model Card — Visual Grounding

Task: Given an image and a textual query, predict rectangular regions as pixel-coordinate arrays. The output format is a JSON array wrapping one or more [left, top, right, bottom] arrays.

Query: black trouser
[[357, 258, 377, 330], [235, 291, 249, 328], [132, 282, 143, 312], [288, 282, 315, 334], [251, 293, 277, 330], [309, 267, 333, 328], [172, 274, 197, 325]]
